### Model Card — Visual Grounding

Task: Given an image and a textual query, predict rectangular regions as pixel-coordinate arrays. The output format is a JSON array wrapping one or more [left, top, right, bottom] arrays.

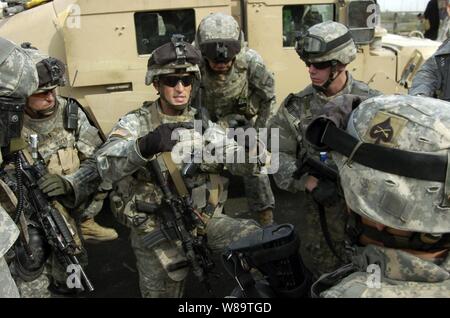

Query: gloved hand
[[138, 122, 194, 158], [37, 174, 73, 197], [310, 178, 340, 207]]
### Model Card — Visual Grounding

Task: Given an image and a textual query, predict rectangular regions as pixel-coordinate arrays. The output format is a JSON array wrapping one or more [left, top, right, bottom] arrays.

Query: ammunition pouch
[[46, 147, 80, 176]]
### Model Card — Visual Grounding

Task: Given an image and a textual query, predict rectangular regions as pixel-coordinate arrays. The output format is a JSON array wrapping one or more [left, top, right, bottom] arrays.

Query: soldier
[[2, 48, 97, 297], [20, 46, 118, 243], [194, 13, 276, 226], [0, 37, 39, 298], [6, 48, 107, 297], [96, 36, 261, 297], [409, 37, 450, 100], [306, 94, 450, 298], [268, 21, 380, 279]]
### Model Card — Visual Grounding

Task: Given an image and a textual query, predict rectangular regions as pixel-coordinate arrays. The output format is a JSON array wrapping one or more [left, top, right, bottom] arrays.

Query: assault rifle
[[138, 157, 214, 294], [293, 155, 338, 182], [13, 148, 94, 292]]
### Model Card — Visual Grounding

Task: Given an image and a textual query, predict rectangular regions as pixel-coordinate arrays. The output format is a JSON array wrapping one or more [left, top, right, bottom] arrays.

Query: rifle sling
[[149, 103, 189, 196], [161, 152, 189, 196]]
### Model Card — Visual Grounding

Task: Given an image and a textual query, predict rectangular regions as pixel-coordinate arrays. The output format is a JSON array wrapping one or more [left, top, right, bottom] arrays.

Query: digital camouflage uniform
[[269, 21, 380, 279], [11, 96, 100, 298], [315, 245, 450, 297], [0, 205, 20, 298], [0, 37, 39, 298], [97, 101, 261, 297], [410, 39, 450, 100], [21, 96, 102, 212], [195, 13, 275, 218], [8, 48, 102, 297], [309, 95, 450, 298]]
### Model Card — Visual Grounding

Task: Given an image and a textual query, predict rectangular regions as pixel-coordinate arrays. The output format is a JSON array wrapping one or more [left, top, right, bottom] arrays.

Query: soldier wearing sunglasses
[[194, 12, 276, 227], [95, 35, 262, 298], [269, 21, 380, 280]]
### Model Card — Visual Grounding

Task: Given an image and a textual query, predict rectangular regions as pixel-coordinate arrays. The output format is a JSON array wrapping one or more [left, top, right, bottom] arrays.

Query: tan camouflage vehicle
[[0, 0, 441, 135]]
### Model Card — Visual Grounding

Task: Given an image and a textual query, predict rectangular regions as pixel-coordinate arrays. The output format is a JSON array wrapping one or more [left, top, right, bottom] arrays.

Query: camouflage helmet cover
[[296, 21, 357, 65], [195, 12, 243, 45], [0, 37, 38, 98], [145, 36, 202, 85], [334, 95, 450, 234], [22, 45, 66, 94]]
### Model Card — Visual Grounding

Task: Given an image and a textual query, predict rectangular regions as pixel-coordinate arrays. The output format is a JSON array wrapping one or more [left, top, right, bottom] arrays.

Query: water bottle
[[319, 151, 328, 163]]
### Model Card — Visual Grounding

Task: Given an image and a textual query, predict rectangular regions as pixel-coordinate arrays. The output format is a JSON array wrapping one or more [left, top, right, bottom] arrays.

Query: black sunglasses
[[305, 61, 332, 70], [159, 75, 194, 87]]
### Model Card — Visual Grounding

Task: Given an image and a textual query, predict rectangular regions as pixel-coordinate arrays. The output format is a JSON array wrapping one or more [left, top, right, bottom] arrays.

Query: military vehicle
[[0, 0, 441, 135]]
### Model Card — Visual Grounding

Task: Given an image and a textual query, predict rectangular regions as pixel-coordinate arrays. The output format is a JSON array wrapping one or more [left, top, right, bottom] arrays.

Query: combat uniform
[[0, 37, 39, 298], [0, 203, 20, 298], [196, 13, 275, 222], [270, 74, 379, 278], [270, 21, 380, 279], [410, 39, 450, 100], [5, 48, 103, 297], [9, 97, 100, 298], [97, 101, 260, 297], [313, 244, 450, 297], [305, 94, 450, 298], [21, 96, 102, 211]]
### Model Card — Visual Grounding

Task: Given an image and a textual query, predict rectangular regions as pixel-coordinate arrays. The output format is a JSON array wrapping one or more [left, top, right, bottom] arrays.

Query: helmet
[[145, 34, 202, 85], [295, 21, 357, 65], [21, 44, 66, 94], [0, 37, 39, 98], [332, 95, 450, 234], [195, 13, 244, 63]]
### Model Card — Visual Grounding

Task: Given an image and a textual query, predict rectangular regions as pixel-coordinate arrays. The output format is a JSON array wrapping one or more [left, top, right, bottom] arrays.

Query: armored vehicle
[[0, 0, 440, 134]]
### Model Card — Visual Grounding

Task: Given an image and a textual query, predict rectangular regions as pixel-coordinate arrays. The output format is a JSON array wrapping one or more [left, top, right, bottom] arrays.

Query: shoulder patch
[[363, 111, 408, 147], [284, 93, 302, 116]]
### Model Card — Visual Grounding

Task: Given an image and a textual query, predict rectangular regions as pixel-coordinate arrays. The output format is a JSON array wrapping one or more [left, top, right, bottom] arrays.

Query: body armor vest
[[202, 52, 253, 121], [22, 98, 80, 176]]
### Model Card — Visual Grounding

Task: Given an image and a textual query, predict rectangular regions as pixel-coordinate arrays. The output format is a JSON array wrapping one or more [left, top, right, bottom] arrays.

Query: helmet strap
[[312, 60, 340, 94], [25, 92, 58, 119], [347, 213, 450, 252]]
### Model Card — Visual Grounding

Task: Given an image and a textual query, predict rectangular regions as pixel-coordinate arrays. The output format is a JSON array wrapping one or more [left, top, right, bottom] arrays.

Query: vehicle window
[[135, 9, 195, 55], [283, 4, 335, 47]]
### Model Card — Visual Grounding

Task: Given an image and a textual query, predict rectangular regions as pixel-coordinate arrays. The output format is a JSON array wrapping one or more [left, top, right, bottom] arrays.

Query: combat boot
[[80, 218, 118, 242], [257, 208, 274, 227]]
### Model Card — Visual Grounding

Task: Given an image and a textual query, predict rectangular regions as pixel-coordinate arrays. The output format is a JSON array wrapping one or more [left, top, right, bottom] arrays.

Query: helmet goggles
[[199, 39, 241, 63], [295, 31, 353, 60]]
